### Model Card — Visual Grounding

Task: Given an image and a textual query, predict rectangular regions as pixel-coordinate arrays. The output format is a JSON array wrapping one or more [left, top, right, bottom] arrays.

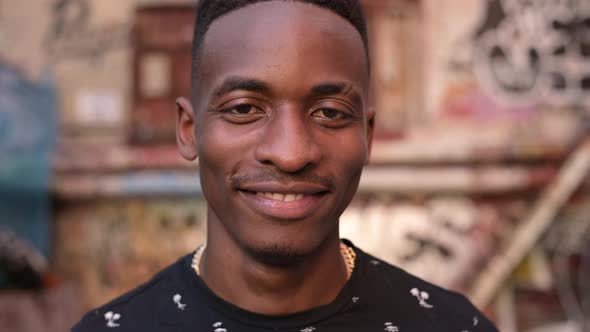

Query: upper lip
[[237, 182, 330, 195]]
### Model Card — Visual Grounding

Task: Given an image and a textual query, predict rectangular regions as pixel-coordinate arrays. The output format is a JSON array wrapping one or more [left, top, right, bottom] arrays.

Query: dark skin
[[176, 1, 374, 315]]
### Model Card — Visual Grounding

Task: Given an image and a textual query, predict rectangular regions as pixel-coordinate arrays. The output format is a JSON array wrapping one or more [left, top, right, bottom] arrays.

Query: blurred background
[[1, 0, 590, 331]]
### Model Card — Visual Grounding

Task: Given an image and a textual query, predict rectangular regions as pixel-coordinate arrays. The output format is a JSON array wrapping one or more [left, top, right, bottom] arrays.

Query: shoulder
[[71, 254, 192, 332], [352, 244, 499, 332]]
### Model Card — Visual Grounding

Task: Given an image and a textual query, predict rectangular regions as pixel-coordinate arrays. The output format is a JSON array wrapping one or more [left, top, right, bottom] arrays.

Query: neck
[[200, 220, 348, 315]]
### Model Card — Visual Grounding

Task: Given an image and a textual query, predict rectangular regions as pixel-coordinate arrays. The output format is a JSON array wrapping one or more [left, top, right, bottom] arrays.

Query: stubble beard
[[242, 241, 313, 268]]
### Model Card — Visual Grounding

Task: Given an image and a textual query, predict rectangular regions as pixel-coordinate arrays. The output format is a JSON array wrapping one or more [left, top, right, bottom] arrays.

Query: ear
[[176, 97, 198, 161], [364, 107, 375, 165]]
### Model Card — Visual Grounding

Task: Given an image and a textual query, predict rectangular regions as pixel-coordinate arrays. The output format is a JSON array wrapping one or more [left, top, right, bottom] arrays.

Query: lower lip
[[238, 191, 326, 220]]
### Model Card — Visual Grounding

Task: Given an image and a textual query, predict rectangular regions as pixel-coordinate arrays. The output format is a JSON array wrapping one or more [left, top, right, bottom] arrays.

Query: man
[[73, 1, 499, 331]]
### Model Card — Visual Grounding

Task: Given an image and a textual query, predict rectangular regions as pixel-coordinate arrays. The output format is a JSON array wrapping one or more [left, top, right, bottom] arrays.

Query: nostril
[[254, 144, 318, 172]]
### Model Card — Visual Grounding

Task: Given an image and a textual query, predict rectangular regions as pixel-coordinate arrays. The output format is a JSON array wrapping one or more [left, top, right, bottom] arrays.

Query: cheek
[[318, 130, 367, 202], [197, 125, 251, 220], [197, 126, 237, 197], [197, 123, 262, 214], [323, 130, 368, 170], [197, 123, 254, 174]]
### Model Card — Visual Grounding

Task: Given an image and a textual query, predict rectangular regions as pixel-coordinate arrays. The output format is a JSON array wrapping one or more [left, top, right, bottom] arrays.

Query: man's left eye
[[312, 108, 348, 120]]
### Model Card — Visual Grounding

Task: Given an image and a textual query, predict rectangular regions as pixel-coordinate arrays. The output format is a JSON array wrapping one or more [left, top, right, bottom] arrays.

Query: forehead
[[197, 1, 369, 98]]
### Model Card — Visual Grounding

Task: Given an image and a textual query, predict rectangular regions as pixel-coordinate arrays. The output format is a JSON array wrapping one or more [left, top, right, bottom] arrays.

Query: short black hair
[[191, 0, 370, 84]]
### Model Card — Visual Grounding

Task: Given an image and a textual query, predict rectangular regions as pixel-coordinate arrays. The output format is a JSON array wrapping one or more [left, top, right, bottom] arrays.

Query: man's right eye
[[227, 104, 259, 115], [220, 103, 264, 116], [218, 103, 265, 124]]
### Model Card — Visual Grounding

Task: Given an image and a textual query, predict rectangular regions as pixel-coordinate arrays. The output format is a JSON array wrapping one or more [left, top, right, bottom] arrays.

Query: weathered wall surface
[[1, 1, 589, 331], [0, 0, 57, 292]]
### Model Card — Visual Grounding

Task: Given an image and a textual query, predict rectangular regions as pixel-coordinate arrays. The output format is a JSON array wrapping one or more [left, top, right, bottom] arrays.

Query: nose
[[254, 106, 322, 173]]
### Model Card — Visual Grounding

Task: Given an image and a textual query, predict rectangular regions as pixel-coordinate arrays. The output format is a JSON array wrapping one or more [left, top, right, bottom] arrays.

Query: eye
[[225, 104, 260, 115], [312, 108, 349, 120], [219, 102, 265, 124]]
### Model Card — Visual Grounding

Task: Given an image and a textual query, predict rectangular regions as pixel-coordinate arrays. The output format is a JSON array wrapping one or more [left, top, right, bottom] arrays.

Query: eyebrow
[[311, 81, 362, 106], [212, 76, 271, 97], [211, 77, 363, 106]]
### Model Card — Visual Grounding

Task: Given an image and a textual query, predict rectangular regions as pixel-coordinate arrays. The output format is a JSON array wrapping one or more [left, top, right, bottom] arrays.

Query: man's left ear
[[364, 107, 375, 165], [176, 97, 198, 161]]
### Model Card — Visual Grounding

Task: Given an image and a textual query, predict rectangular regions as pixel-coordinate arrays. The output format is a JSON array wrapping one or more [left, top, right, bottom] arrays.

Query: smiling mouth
[[239, 188, 329, 201], [255, 192, 305, 202], [238, 189, 327, 220]]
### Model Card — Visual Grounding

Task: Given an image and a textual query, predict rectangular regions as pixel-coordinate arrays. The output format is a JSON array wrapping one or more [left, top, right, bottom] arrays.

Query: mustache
[[231, 169, 334, 189]]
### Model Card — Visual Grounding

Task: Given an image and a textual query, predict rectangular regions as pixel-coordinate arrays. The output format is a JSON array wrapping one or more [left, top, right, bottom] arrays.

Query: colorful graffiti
[[341, 195, 521, 290], [45, 0, 129, 60], [471, 0, 590, 107], [54, 198, 207, 308], [0, 63, 56, 287]]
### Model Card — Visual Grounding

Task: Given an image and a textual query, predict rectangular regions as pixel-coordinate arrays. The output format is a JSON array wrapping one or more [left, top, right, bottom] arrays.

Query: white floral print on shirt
[[212, 321, 227, 332], [410, 288, 434, 309], [384, 322, 399, 331], [173, 293, 187, 310], [104, 311, 121, 328]]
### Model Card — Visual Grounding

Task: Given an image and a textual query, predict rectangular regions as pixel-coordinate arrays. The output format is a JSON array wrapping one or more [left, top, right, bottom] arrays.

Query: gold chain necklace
[[340, 242, 356, 278], [191, 243, 206, 275], [192, 242, 356, 278]]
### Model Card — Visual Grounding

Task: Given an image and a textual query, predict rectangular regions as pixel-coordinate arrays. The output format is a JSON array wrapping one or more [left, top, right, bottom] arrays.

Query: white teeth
[[256, 192, 305, 202]]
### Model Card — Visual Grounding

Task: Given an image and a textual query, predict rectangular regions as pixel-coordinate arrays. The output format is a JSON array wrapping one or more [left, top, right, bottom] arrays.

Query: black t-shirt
[[72, 240, 498, 332]]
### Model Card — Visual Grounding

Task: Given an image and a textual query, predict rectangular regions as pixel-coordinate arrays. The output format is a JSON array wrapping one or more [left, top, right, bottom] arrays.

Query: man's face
[[178, 1, 373, 262]]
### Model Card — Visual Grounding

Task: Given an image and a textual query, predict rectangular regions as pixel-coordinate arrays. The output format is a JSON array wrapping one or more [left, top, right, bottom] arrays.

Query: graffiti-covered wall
[[422, 0, 585, 133], [2, 1, 590, 331], [471, 0, 590, 107], [0, 0, 57, 288]]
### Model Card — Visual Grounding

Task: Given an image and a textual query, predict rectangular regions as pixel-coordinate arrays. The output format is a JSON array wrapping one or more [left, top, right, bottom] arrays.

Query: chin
[[242, 241, 316, 268]]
